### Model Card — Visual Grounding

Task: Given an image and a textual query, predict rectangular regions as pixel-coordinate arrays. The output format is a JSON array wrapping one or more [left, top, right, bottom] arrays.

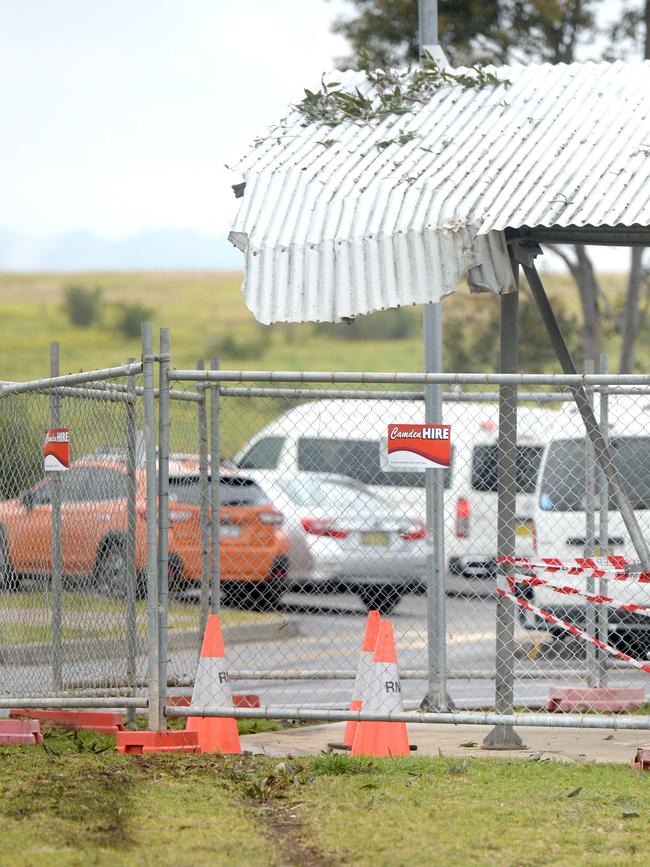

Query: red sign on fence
[[385, 424, 451, 470], [44, 428, 70, 472]]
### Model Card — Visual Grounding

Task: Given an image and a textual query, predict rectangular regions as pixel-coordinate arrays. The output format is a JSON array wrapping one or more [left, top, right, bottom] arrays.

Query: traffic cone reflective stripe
[[351, 620, 410, 757], [186, 614, 241, 754], [343, 610, 381, 746]]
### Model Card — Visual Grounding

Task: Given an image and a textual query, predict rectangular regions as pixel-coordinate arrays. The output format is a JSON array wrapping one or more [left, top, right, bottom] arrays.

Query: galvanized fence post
[[584, 359, 597, 686], [421, 312, 449, 712], [483, 275, 525, 749], [209, 357, 221, 613], [597, 354, 609, 687], [157, 328, 171, 720], [196, 360, 211, 647], [142, 323, 161, 730], [49, 341, 63, 692], [125, 358, 138, 725]]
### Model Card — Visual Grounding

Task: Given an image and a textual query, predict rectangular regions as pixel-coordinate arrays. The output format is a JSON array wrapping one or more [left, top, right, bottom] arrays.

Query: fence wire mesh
[[0, 372, 148, 699], [176, 379, 650, 717], [4, 357, 650, 730]]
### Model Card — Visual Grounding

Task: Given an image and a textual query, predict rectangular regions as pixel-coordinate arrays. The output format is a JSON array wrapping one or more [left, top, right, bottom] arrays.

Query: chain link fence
[[4, 339, 650, 736], [169, 366, 650, 733]]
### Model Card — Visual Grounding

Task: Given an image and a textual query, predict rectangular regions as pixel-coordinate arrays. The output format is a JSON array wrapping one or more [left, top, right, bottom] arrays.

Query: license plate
[[516, 521, 533, 537], [220, 524, 241, 539], [362, 532, 390, 545]]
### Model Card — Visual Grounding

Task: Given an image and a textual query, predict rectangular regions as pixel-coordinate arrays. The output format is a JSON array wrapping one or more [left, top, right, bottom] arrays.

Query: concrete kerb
[[0, 616, 300, 666]]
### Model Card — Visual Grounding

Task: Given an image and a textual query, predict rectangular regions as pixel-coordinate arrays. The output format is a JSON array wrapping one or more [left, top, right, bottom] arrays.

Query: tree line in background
[[62, 284, 153, 339], [332, 0, 650, 372]]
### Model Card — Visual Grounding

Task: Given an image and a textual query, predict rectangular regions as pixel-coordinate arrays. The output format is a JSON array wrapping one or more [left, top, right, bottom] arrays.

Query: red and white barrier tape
[[499, 556, 650, 582], [509, 573, 650, 616], [499, 587, 650, 675]]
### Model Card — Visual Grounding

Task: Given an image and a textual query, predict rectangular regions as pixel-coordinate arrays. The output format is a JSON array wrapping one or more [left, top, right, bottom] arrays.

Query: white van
[[234, 398, 556, 580], [530, 395, 650, 656]]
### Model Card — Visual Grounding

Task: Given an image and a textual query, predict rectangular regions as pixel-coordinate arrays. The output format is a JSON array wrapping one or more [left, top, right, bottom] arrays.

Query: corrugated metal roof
[[229, 61, 650, 323]]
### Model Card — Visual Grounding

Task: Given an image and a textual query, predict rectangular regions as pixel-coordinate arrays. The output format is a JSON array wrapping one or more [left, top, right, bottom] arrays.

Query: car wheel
[[167, 557, 186, 597], [611, 631, 650, 661], [0, 532, 20, 593], [95, 541, 129, 598], [359, 586, 401, 615], [247, 582, 283, 612]]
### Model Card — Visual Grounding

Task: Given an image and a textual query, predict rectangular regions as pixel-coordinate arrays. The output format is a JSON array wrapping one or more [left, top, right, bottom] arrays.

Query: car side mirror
[[22, 491, 35, 510]]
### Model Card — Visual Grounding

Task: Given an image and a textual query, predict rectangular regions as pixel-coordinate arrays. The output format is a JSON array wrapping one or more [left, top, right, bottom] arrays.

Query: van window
[[238, 437, 285, 470], [472, 445, 544, 493], [297, 438, 451, 489], [539, 437, 650, 511]]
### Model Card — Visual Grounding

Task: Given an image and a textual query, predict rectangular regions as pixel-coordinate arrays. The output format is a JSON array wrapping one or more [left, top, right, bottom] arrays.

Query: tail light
[[301, 517, 349, 539], [531, 522, 537, 554], [400, 520, 426, 541], [455, 498, 471, 538], [258, 511, 284, 526]]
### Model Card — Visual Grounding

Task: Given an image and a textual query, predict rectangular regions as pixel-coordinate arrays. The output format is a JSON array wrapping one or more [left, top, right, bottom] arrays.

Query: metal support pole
[[418, 0, 450, 713], [418, 0, 438, 51], [516, 244, 650, 567], [49, 342, 63, 692], [125, 358, 138, 725], [209, 357, 221, 613], [157, 328, 171, 722], [142, 323, 161, 730], [483, 270, 526, 750], [597, 353, 609, 687], [421, 305, 450, 711], [584, 360, 597, 686], [197, 360, 210, 647]]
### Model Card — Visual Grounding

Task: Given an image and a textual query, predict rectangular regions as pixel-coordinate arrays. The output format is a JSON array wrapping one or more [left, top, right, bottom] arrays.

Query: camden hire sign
[[44, 428, 70, 472], [385, 424, 451, 470]]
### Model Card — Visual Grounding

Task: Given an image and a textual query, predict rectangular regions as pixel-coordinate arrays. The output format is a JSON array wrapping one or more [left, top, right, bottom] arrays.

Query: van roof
[[549, 393, 650, 440], [248, 399, 557, 445]]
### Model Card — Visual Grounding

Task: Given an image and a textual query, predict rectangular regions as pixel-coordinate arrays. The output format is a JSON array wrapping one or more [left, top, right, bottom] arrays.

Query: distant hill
[[0, 228, 242, 271]]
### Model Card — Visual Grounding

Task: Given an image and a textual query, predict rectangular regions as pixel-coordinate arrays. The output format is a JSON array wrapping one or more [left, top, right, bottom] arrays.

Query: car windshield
[[169, 475, 268, 507], [539, 437, 650, 511], [273, 475, 388, 514], [297, 438, 452, 489], [472, 445, 545, 493]]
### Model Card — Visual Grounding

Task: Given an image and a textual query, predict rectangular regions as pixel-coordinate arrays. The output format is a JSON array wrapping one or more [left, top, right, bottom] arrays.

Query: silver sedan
[[248, 471, 427, 613]]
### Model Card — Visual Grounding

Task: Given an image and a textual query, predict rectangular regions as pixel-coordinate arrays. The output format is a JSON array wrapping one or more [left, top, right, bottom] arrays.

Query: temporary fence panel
[[0, 364, 149, 705], [166, 368, 650, 728]]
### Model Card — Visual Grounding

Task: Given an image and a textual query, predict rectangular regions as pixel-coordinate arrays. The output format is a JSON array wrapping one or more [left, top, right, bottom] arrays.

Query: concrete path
[[241, 721, 650, 765]]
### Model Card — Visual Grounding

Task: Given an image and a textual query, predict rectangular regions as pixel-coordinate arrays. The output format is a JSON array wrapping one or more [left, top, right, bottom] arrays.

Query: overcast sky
[[0, 0, 348, 242], [0, 0, 635, 270]]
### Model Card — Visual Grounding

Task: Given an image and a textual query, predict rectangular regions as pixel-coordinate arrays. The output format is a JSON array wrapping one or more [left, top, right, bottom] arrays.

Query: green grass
[[0, 591, 272, 645], [1, 736, 649, 865], [0, 269, 632, 381], [0, 268, 638, 458]]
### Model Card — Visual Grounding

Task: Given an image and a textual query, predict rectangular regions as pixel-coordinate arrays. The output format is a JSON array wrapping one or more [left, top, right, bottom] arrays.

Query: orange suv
[[0, 459, 289, 609]]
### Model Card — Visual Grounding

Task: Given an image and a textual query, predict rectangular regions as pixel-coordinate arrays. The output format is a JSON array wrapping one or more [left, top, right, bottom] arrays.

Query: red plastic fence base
[[632, 747, 650, 770], [167, 693, 260, 709], [0, 719, 43, 745], [10, 709, 125, 734], [547, 687, 646, 713], [116, 730, 199, 754]]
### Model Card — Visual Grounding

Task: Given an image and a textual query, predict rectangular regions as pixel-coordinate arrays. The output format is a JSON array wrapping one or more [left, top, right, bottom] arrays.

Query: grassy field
[[0, 591, 269, 645], [1, 736, 649, 865], [0, 268, 638, 458], [0, 269, 632, 382]]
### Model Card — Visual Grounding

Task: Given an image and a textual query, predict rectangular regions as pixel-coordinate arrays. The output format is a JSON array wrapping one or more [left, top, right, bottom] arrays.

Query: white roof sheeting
[[229, 61, 650, 324]]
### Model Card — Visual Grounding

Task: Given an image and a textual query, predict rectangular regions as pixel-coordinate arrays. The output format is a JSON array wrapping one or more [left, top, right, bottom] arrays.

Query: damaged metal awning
[[228, 60, 650, 324]]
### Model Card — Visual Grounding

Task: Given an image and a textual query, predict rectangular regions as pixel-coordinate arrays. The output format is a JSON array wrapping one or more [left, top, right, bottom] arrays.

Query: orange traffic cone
[[342, 610, 381, 747], [351, 619, 410, 757], [186, 614, 241, 754]]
